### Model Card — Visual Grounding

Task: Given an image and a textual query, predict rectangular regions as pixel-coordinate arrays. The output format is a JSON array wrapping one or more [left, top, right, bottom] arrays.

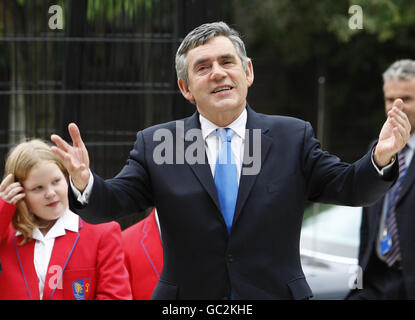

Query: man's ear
[[246, 59, 254, 88], [177, 78, 195, 102]]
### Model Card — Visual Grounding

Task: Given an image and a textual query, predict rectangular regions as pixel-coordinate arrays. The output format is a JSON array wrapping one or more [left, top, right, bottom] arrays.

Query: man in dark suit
[[50, 22, 410, 299], [347, 60, 415, 299]]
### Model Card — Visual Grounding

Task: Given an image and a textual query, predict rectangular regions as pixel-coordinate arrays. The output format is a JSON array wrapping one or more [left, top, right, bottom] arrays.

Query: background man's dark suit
[[70, 105, 397, 299], [346, 59, 415, 300], [348, 146, 415, 299]]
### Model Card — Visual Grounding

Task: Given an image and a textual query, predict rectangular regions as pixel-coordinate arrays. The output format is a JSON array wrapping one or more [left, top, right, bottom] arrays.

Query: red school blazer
[[0, 198, 132, 300], [121, 208, 163, 300]]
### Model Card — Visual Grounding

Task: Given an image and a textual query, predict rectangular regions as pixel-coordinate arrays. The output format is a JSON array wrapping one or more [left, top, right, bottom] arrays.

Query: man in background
[[347, 59, 415, 299]]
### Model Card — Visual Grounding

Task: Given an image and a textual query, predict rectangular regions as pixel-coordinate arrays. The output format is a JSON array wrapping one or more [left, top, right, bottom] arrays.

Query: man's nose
[[210, 62, 226, 80]]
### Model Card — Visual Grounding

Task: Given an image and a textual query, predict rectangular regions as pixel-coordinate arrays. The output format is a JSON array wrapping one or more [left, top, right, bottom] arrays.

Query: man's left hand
[[374, 98, 411, 167]]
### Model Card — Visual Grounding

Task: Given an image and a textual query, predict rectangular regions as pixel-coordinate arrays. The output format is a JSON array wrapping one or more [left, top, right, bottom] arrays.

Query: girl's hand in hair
[[0, 174, 25, 205]]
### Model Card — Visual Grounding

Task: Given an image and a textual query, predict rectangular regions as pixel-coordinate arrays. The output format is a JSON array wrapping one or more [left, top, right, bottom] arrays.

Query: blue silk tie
[[214, 128, 238, 234]]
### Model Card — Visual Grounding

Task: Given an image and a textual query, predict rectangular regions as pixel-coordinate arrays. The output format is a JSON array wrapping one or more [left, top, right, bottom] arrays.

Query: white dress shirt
[[71, 170, 94, 205], [17, 208, 79, 299], [200, 108, 247, 184]]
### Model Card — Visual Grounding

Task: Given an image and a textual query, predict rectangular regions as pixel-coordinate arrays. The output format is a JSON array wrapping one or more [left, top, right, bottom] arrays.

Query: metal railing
[[0, 0, 227, 227]]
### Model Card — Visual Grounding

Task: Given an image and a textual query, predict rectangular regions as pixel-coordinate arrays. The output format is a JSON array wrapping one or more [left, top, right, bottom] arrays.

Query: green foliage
[[86, 0, 152, 21], [328, 0, 415, 42], [236, 0, 415, 64], [233, 0, 415, 161], [235, 0, 347, 64]]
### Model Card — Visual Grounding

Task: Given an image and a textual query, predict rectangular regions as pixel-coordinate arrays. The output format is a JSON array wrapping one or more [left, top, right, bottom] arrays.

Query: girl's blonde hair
[[4, 139, 68, 245]]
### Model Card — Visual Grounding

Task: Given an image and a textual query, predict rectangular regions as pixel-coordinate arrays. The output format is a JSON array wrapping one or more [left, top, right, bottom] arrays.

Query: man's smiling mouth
[[212, 86, 233, 94]]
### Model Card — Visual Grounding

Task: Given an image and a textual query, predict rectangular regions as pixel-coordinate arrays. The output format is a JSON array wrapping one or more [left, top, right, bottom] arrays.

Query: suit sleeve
[[69, 130, 153, 223], [302, 122, 398, 206], [95, 222, 132, 300]]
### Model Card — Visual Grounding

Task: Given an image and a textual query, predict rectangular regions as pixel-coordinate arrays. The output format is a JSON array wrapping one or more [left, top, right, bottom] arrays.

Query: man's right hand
[[51, 123, 90, 193]]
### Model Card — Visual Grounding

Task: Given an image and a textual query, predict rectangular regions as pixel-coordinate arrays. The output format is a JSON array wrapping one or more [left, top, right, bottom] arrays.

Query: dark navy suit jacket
[[352, 145, 415, 298], [70, 105, 397, 299]]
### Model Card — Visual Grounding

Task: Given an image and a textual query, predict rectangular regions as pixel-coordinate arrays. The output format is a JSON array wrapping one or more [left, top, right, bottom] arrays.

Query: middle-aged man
[[347, 59, 415, 299], [51, 22, 410, 299]]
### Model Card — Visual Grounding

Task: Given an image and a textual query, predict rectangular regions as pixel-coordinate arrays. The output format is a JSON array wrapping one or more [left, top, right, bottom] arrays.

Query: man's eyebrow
[[192, 58, 209, 69], [219, 54, 236, 60], [192, 54, 237, 69], [385, 95, 411, 100]]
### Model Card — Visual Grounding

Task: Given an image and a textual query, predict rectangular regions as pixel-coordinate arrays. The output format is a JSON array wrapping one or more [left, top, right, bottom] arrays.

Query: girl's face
[[22, 161, 68, 222]]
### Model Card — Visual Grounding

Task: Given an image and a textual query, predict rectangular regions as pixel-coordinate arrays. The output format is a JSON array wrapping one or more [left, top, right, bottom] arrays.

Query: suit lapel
[[140, 210, 163, 278], [397, 154, 415, 206], [183, 106, 272, 228], [42, 220, 82, 300], [233, 106, 272, 224], [183, 112, 221, 211], [366, 155, 415, 245], [13, 236, 40, 300], [369, 197, 384, 230]]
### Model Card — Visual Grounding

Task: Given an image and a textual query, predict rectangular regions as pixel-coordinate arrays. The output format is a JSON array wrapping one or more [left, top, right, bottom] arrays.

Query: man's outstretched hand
[[51, 123, 90, 192], [374, 98, 411, 168]]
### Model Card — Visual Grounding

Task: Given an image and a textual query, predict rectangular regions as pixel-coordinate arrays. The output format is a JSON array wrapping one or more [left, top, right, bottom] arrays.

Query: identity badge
[[380, 230, 392, 256]]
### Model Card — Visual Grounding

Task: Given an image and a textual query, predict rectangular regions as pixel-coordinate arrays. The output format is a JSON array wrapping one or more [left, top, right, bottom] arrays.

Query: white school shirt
[[17, 208, 79, 299]]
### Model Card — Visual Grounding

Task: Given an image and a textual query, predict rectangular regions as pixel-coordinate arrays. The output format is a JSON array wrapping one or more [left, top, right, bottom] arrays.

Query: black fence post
[[60, 0, 87, 140]]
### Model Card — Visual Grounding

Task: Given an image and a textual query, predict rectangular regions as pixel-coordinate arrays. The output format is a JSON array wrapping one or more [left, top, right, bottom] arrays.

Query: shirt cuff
[[371, 148, 396, 176], [70, 169, 94, 204]]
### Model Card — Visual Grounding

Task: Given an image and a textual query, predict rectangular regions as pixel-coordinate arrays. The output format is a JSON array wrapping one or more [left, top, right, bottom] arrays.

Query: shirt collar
[[406, 133, 415, 151], [16, 208, 79, 241], [199, 108, 247, 141]]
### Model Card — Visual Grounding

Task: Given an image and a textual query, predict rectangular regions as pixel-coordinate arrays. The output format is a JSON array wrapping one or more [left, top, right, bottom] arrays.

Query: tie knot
[[217, 128, 235, 143]]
